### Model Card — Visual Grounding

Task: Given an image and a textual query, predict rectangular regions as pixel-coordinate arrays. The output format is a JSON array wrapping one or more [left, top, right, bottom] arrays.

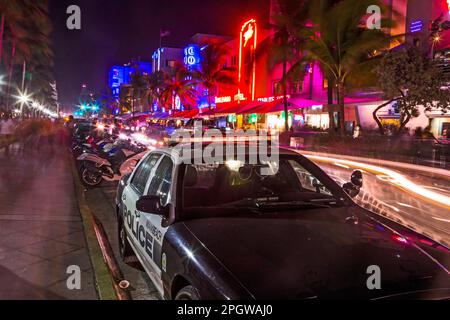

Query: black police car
[[116, 145, 450, 300]]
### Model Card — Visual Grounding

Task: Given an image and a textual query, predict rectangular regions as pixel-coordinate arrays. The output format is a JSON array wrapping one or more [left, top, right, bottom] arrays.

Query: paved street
[[0, 144, 97, 299]]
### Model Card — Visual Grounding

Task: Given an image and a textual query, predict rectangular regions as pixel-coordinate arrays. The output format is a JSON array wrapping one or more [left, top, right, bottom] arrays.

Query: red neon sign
[[238, 19, 257, 102]]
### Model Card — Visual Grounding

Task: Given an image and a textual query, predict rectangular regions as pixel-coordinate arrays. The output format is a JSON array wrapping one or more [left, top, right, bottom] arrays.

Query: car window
[[182, 157, 339, 210], [289, 160, 332, 195], [147, 156, 173, 205], [130, 153, 161, 194]]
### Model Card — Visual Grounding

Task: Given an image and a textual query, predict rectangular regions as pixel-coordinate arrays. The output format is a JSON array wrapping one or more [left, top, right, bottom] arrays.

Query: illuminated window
[[289, 81, 302, 94], [323, 78, 329, 89], [273, 80, 283, 95], [166, 60, 176, 68]]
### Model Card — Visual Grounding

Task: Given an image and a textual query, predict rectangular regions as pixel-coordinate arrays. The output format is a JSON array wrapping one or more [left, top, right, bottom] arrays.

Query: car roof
[[154, 142, 300, 161]]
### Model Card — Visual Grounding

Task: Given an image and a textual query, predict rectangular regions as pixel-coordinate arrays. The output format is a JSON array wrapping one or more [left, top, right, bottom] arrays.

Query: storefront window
[[248, 113, 258, 124]]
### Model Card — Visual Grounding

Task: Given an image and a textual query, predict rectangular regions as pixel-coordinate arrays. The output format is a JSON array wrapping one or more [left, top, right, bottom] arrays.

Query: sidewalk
[[0, 144, 98, 299]]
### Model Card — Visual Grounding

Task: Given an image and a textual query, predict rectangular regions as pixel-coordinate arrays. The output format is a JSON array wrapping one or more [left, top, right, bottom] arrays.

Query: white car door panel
[[140, 155, 173, 277]]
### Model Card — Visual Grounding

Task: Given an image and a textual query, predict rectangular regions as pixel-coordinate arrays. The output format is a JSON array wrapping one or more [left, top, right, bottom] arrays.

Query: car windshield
[[181, 156, 347, 215]]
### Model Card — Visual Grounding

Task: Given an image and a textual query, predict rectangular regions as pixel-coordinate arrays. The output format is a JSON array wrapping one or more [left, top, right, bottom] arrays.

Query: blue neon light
[[410, 20, 423, 33], [183, 45, 201, 67]]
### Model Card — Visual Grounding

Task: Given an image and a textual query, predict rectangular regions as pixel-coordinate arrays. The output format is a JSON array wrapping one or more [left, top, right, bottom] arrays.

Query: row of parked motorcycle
[[71, 124, 149, 187]]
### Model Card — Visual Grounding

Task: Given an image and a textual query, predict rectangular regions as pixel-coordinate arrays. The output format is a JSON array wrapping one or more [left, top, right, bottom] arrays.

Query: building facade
[[151, 47, 183, 73], [108, 61, 152, 99], [144, 0, 450, 137]]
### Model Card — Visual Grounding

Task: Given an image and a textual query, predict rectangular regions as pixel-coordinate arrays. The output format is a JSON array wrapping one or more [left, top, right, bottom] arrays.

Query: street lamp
[[14, 89, 33, 118], [16, 91, 31, 105]]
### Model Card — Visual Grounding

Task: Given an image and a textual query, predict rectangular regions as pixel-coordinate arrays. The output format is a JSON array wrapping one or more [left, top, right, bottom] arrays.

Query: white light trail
[[305, 154, 450, 208], [333, 162, 350, 169], [432, 217, 450, 223]]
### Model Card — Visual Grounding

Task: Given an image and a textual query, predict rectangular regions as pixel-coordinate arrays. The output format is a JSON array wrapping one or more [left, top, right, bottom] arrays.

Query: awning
[[288, 97, 324, 108], [172, 109, 199, 118], [149, 112, 169, 119], [344, 97, 382, 104], [239, 97, 324, 114], [198, 101, 262, 117], [184, 109, 199, 118]]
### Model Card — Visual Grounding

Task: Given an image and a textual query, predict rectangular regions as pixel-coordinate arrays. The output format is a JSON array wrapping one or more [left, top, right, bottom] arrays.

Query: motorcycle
[[72, 134, 116, 158], [77, 140, 147, 187]]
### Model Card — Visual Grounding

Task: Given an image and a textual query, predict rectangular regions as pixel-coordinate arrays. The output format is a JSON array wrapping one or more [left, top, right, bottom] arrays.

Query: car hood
[[183, 206, 450, 299]]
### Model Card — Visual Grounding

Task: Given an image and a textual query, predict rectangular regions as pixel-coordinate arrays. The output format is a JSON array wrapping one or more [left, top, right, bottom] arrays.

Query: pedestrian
[[353, 125, 361, 139], [0, 114, 16, 156]]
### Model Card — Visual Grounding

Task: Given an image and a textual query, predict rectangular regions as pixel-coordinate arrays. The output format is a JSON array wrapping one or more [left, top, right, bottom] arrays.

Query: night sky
[[49, 0, 269, 109]]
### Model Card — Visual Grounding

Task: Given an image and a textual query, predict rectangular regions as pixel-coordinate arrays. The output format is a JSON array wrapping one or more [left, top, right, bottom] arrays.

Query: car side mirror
[[350, 170, 363, 188], [136, 195, 168, 217], [343, 170, 363, 198]]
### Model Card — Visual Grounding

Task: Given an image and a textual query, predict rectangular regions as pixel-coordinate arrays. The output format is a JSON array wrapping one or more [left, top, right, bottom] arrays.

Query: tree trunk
[[337, 81, 345, 135], [372, 100, 395, 135], [327, 77, 335, 132], [282, 59, 289, 132], [0, 14, 4, 106], [6, 41, 16, 110], [397, 110, 411, 136], [0, 14, 4, 66], [20, 60, 26, 119]]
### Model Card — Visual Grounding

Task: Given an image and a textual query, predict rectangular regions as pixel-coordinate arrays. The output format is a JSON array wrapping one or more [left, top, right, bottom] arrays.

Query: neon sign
[[215, 96, 232, 104], [238, 19, 257, 101], [234, 93, 247, 102], [257, 95, 291, 103], [183, 45, 200, 67], [410, 20, 423, 33], [243, 24, 254, 47]]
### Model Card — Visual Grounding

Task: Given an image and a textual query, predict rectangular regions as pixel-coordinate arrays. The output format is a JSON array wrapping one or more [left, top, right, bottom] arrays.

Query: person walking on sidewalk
[[0, 114, 16, 156]]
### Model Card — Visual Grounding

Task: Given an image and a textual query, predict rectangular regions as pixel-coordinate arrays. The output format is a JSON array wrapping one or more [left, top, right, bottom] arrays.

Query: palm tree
[[304, 0, 394, 134], [130, 70, 149, 113], [146, 70, 165, 111], [193, 41, 237, 110], [257, 0, 310, 132], [2, 0, 54, 112], [0, 0, 22, 65], [161, 65, 198, 111]]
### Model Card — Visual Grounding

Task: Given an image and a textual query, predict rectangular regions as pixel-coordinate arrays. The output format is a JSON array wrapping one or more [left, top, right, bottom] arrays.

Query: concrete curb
[[69, 155, 119, 300]]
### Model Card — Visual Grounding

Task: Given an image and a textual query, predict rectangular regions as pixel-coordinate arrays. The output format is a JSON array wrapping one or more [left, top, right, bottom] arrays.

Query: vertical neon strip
[[238, 19, 257, 102], [238, 28, 243, 100], [252, 21, 257, 101]]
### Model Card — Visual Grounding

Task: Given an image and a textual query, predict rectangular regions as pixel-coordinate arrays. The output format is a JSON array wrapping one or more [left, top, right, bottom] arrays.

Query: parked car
[[115, 144, 450, 300]]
